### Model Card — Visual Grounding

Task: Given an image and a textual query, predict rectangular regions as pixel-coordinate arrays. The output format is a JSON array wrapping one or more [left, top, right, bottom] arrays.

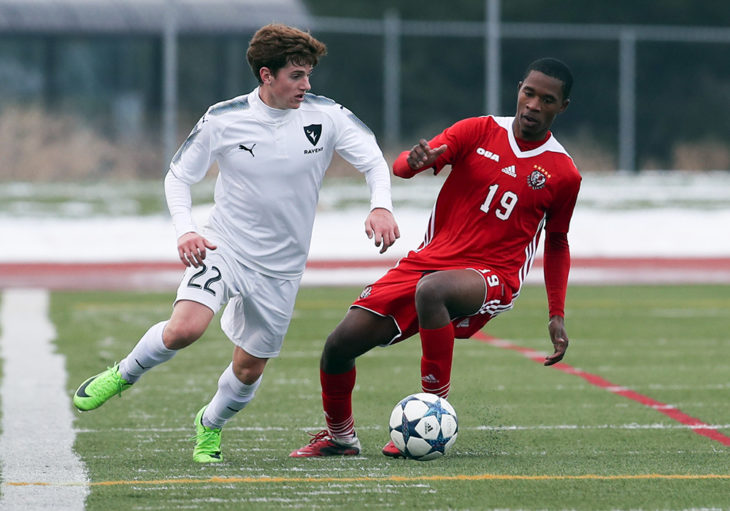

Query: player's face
[[259, 61, 313, 110], [513, 70, 569, 141]]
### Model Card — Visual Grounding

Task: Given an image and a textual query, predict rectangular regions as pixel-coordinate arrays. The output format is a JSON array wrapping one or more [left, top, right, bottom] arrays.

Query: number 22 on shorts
[[186, 263, 222, 295]]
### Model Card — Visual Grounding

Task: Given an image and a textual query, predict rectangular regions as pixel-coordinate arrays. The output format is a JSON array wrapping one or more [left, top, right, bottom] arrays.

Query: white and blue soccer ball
[[388, 392, 458, 461]]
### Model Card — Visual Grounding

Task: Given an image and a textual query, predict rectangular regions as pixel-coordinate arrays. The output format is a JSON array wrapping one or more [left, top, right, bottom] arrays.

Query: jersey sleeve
[[545, 159, 581, 233], [332, 105, 393, 211], [543, 231, 571, 318], [164, 170, 197, 239], [164, 110, 220, 238], [393, 117, 482, 178], [168, 111, 219, 185]]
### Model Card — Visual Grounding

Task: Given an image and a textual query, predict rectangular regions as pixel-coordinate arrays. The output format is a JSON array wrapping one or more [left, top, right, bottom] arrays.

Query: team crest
[[304, 124, 322, 146], [527, 170, 546, 190], [527, 165, 551, 190], [359, 286, 372, 299]]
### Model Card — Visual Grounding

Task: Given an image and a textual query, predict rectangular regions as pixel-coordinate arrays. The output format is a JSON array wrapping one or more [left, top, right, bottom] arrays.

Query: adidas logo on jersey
[[359, 286, 372, 299], [476, 147, 500, 162], [501, 165, 516, 177]]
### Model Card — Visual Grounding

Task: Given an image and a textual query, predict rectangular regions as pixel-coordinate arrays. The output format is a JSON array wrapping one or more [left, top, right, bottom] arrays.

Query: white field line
[[72, 423, 730, 434], [0, 289, 89, 510]]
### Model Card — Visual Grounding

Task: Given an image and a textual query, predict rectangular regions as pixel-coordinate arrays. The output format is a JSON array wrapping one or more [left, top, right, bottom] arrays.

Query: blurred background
[[2, 0, 730, 276], [2, 0, 730, 183]]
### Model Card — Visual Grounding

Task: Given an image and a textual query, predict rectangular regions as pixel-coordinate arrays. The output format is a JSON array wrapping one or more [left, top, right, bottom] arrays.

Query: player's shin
[[119, 321, 176, 383], [203, 363, 262, 428], [420, 324, 455, 399], [320, 367, 357, 441]]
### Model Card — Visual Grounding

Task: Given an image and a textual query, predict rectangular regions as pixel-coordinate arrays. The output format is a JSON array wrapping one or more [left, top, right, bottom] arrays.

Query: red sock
[[420, 324, 455, 398], [320, 367, 357, 440]]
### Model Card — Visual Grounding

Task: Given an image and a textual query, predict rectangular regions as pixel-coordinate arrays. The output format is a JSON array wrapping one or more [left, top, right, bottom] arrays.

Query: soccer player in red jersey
[[291, 57, 581, 458]]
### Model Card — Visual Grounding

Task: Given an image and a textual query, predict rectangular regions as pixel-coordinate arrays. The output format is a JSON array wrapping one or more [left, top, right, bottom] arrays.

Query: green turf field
[[43, 285, 730, 509]]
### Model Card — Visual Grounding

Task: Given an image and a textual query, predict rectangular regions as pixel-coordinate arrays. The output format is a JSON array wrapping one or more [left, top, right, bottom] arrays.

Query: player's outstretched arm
[[393, 139, 448, 178], [177, 232, 217, 268], [545, 315, 569, 366], [407, 139, 447, 170], [364, 207, 400, 254]]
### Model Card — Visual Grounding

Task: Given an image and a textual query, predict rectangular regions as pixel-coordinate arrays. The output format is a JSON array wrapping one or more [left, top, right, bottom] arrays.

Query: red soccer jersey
[[393, 115, 581, 296]]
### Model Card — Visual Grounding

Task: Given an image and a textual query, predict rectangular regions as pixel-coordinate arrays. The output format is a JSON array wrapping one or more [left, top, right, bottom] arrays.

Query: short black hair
[[523, 58, 573, 100]]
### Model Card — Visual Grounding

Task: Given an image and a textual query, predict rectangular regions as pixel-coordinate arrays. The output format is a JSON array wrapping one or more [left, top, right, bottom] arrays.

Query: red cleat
[[289, 430, 361, 457], [381, 440, 406, 458]]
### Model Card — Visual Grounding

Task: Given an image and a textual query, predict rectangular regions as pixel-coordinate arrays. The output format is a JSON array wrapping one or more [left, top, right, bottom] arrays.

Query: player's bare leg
[[194, 347, 268, 463], [290, 309, 397, 457], [415, 269, 485, 397], [74, 300, 213, 411], [381, 269, 488, 457]]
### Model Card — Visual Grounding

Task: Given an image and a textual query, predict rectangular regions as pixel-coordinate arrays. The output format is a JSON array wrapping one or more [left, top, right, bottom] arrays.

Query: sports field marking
[[0, 289, 89, 509], [6, 473, 730, 488], [474, 332, 730, 446], [72, 422, 730, 434]]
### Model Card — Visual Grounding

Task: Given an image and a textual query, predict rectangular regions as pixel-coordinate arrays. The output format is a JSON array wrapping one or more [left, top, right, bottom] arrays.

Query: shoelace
[[95, 364, 127, 398], [306, 429, 331, 445], [192, 420, 221, 451], [195, 428, 221, 450]]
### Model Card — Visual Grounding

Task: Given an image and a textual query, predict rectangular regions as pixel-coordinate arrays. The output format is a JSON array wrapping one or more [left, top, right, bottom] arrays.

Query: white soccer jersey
[[166, 87, 393, 279]]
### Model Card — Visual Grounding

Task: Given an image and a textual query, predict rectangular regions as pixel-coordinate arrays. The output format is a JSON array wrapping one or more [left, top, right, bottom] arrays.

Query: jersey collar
[[250, 86, 295, 125], [493, 116, 568, 158]]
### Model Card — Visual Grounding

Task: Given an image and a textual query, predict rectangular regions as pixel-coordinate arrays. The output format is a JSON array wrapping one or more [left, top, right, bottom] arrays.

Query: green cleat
[[193, 406, 223, 463], [73, 363, 132, 411]]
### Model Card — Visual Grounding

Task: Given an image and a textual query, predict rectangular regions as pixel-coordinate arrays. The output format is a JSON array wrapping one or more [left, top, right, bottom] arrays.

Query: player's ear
[[259, 67, 273, 85], [559, 97, 570, 114]]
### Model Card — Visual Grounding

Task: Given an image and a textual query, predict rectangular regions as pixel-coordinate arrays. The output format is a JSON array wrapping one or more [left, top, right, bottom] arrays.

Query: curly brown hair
[[246, 24, 327, 84]]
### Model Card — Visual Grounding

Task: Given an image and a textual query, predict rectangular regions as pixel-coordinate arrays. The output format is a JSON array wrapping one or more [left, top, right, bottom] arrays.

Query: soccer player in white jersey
[[73, 24, 400, 463]]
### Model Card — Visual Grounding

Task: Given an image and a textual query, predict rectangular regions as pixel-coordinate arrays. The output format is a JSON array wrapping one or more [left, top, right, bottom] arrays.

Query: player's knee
[[320, 330, 357, 372], [162, 320, 205, 349], [415, 275, 446, 312], [321, 331, 345, 361], [232, 362, 265, 385]]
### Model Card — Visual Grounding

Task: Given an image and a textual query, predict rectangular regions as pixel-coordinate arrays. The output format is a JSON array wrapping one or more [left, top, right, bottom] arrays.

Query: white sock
[[118, 321, 176, 383], [202, 363, 262, 429]]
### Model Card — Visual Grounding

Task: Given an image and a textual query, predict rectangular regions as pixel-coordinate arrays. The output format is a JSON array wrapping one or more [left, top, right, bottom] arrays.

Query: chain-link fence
[[1, 1, 729, 178]]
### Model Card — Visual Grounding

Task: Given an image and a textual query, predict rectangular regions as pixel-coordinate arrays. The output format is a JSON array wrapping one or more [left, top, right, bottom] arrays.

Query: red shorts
[[352, 265, 515, 344]]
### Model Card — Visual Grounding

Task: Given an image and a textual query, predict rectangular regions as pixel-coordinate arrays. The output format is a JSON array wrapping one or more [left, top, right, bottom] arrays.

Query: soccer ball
[[388, 392, 458, 461]]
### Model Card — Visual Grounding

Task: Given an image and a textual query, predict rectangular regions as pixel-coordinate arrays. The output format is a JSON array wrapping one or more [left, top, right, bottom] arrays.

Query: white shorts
[[175, 245, 301, 359]]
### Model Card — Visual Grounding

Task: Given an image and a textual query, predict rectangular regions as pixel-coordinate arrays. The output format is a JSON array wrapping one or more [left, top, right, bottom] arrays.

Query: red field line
[[571, 257, 730, 269], [1, 257, 730, 289], [473, 332, 730, 446]]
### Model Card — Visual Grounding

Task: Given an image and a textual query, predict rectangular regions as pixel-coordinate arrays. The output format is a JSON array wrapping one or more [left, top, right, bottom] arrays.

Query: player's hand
[[177, 232, 217, 268], [545, 315, 569, 366], [365, 208, 400, 254], [407, 139, 448, 170]]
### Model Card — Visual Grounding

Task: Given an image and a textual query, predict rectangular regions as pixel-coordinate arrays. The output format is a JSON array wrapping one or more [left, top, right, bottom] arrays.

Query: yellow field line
[[6, 473, 730, 487]]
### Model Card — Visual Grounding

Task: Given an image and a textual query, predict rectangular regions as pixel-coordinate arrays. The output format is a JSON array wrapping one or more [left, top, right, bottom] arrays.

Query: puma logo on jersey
[[476, 147, 500, 162], [501, 165, 516, 177], [239, 143, 255, 157]]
